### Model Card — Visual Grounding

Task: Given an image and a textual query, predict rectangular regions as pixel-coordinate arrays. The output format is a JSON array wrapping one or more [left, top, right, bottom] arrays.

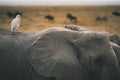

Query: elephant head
[[0, 27, 120, 80]]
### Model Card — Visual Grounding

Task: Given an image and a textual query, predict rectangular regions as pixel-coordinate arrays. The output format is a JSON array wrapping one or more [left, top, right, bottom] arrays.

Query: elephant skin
[[0, 27, 120, 80]]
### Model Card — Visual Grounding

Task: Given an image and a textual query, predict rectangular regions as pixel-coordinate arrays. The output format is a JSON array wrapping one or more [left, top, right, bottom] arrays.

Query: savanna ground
[[0, 6, 120, 35]]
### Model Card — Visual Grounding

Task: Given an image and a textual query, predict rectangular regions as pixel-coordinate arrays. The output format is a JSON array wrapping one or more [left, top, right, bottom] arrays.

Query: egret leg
[[15, 28, 18, 32], [12, 28, 15, 35]]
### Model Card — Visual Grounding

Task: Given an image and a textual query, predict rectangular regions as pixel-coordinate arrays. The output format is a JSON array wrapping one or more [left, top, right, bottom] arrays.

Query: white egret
[[11, 15, 21, 32]]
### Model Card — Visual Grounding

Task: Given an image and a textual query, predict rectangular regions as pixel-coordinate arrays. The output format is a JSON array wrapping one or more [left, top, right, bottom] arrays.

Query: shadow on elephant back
[[0, 26, 120, 80]]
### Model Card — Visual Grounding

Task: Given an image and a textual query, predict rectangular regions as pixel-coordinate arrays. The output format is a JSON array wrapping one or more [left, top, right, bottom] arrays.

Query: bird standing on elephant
[[11, 14, 21, 32]]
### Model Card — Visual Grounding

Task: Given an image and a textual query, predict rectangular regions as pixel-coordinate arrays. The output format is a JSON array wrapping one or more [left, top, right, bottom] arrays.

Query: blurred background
[[0, 0, 120, 35]]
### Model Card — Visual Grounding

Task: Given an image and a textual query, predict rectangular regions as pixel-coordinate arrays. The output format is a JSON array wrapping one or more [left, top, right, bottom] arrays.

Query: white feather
[[11, 15, 21, 32]]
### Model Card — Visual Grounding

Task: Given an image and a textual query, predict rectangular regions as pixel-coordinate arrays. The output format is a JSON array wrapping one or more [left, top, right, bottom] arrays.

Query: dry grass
[[0, 6, 120, 35]]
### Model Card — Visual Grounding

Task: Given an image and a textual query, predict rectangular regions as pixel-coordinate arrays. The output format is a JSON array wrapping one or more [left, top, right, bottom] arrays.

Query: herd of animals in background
[[7, 10, 120, 24], [44, 15, 54, 22], [66, 13, 77, 23], [7, 11, 22, 18], [95, 11, 120, 22], [112, 11, 120, 17], [6, 10, 120, 33], [95, 15, 108, 22]]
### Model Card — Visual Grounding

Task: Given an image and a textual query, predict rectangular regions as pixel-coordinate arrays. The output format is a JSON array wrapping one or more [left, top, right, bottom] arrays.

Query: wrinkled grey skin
[[65, 25, 120, 67], [0, 27, 120, 80]]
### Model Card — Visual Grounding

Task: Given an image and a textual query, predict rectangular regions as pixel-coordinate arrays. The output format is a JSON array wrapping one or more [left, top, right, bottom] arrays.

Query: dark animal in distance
[[0, 27, 120, 80], [95, 16, 108, 22], [66, 13, 77, 23], [112, 11, 120, 17], [45, 15, 54, 22], [7, 11, 22, 18]]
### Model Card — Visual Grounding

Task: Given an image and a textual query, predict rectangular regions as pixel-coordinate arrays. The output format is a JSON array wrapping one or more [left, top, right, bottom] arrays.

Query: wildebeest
[[66, 13, 77, 23], [0, 27, 120, 80], [112, 11, 120, 17], [45, 15, 54, 22], [7, 11, 22, 18], [95, 16, 108, 22]]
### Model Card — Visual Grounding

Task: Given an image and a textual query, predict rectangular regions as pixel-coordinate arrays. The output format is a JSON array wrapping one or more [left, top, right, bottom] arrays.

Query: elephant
[[0, 27, 120, 80], [65, 25, 120, 67]]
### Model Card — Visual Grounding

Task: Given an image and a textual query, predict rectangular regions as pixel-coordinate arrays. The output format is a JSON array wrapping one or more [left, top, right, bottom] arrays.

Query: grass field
[[0, 6, 120, 35]]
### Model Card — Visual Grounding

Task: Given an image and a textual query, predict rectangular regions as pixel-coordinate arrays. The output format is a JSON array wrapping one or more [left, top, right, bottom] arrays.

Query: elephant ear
[[111, 42, 120, 66], [27, 28, 84, 80]]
